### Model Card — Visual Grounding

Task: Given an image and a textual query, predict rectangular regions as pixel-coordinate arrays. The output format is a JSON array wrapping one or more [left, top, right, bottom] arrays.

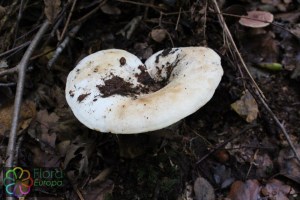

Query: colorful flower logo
[[3, 167, 34, 198]]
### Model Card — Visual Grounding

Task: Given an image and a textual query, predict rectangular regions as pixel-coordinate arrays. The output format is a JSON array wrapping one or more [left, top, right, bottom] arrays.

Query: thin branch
[[13, 0, 26, 47], [48, 24, 81, 69], [0, 67, 18, 77], [0, 82, 16, 87], [74, 0, 107, 24], [0, 40, 31, 58], [211, 1, 266, 100], [59, 0, 78, 41], [5, 20, 50, 169], [211, 0, 300, 163]]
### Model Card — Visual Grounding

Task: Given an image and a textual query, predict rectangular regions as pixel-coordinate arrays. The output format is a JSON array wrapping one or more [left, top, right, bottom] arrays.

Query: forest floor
[[0, 0, 300, 199]]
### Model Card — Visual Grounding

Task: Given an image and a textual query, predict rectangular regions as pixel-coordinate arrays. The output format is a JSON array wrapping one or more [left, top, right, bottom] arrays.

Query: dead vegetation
[[0, 0, 299, 199]]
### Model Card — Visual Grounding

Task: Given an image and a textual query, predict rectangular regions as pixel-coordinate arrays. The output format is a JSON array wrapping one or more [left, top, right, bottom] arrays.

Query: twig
[[116, 0, 163, 10], [0, 66, 18, 77], [175, 7, 181, 31], [48, 24, 81, 69], [0, 82, 16, 87], [211, 0, 300, 163], [5, 21, 49, 169], [246, 149, 259, 179], [116, 16, 142, 39], [196, 124, 257, 164], [74, 0, 107, 24], [211, 1, 266, 100], [14, 135, 25, 166], [13, 0, 26, 47], [59, 0, 78, 41], [0, 41, 31, 58]]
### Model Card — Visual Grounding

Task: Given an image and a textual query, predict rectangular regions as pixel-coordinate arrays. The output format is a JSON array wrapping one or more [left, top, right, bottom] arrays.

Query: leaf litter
[[0, 0, 299, 199]]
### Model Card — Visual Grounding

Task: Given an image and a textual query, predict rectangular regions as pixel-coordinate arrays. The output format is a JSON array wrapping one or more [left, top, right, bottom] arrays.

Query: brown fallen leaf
[[227, 180, 261, 200], [0, 6, 6, 19], [0, 100, 36, 136], [63, 135, 96, 183], [30, 145, 61, 168], [36, 109, 59, 147], [44, 0, 61, 24], [239, 11, 274, 28], [231, 90, 259, 123], [261, 179, 295, 200], [278, 145, 300, 183], [82, 179, 114, 200], [255, 153, 273, 178], [193, 177, 215, 200], [100, 3, 121, 15]]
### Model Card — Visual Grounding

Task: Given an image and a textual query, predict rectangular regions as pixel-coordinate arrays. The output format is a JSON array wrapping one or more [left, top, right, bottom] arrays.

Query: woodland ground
[[0, 0, 300, 199]]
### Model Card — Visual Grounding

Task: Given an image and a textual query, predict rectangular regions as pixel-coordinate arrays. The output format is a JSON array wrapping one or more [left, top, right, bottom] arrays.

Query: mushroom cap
[[65, 47, 223, 134]]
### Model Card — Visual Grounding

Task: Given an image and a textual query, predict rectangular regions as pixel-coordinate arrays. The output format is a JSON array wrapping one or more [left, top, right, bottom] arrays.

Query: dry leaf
[[227, 180, 260, 200], [231, 90, 259, 123], [44, 0, 61, 24], [0, 101, 36, 136], [193, 177, 215, 200], [30, 145, 61, 168], [239, 11, 274, 28], [150, 29, 168, 43], [278, 145, 300, 183], [0, 6, 6, 19], [36, 110, 59, 147], [63, 136, 96, 182], [82, 179, 114, 200], [100, 4, 121, 15], [255, 153, 273, 178], [261, 179, 295, 200]]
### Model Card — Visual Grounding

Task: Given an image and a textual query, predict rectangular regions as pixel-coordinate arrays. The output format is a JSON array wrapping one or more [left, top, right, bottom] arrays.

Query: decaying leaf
[[255, 153, 273, 178], [150, 29, 168, 43], [100, 3, 121, 15], [0, 101, 36, 136], [63, 136, 96, 183], [227, 180, 261, 200], [89, 168, 112, 185], [261, 179, 295, 200], [44, 0, 61, 24], [239, 11, 274, 28], [178, 183, 193, 200], [193, 177, 215, 200], [36, 109, 59, 147], [0, 6, 6, 19], [278, 145, 300, 183], [231, 90, 259, 123], [30, 145, 61, 168], [82, 179, 114, 200]]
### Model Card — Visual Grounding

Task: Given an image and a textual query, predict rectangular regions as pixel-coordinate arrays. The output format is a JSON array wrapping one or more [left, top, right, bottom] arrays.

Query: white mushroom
[[65, 47, 223, 134]]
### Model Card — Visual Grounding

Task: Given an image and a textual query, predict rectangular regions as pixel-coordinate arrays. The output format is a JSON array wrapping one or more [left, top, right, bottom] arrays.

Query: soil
[[0, 0, 299, 199]]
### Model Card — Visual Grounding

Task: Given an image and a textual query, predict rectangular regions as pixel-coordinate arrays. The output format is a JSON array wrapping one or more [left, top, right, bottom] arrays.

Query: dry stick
[[59, 0, 78, 41], [211, 0, 300, 163], [13, 0, 26, 47], [74, 0, 107, 24], [0, 40, 31, 58], [5, 21, 50, 169], [48, 24, 81, 69], [0, 67, 18, 77]]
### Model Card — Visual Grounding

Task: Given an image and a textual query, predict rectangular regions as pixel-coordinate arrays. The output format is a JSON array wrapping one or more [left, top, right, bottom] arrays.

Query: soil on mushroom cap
[[96, 51, 180, 98]]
